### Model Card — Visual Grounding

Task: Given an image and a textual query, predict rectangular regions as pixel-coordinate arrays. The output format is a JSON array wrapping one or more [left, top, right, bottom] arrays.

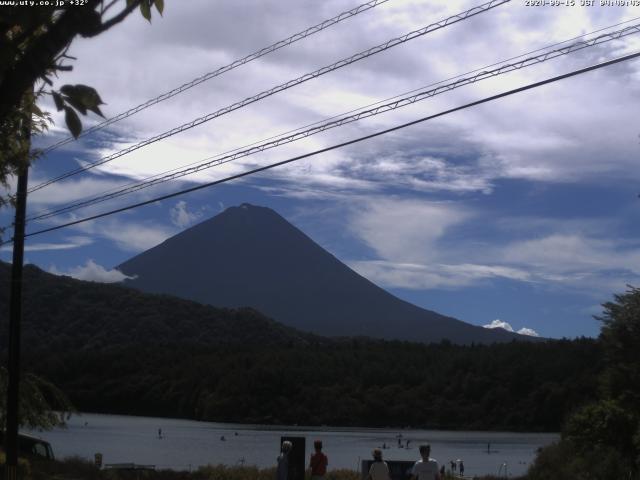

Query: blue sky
[[2, 0, 640, 339]]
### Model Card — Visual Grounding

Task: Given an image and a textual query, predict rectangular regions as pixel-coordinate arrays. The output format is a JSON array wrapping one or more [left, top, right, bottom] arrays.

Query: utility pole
[[4, 120, 30, 480]]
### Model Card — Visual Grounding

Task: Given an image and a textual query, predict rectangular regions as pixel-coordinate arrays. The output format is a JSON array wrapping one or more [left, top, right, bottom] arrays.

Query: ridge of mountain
[[0, 261, 316, 353], [118, 203, 529, 344]]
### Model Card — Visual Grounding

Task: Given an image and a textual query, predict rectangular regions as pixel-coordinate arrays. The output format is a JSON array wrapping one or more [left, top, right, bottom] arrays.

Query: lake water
[[30, 413, 558, 478]]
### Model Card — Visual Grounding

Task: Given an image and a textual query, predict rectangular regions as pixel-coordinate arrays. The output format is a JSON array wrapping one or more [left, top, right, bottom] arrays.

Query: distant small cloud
[[483, 319, 514, 332], [49, 260, 134, 283], [483, 319, 539, 337], [170, 200, 204, 228], [517, 327, 540, 337], [0, 236, 92, 252]]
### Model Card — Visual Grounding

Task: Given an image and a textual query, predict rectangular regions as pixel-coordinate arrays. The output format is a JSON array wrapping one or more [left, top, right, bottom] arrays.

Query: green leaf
[[140, 0, 151, 21], [88, 104, 104, 118], [62, 95, 87, 115], [59, 85, 75, 96], [64, 106, 82, 139], [31, 104, 44, 118], [154, 0, 164, 15], [52, 92, 64, 112], [60, 84, 104, 116], [72, 84, 105, 106]]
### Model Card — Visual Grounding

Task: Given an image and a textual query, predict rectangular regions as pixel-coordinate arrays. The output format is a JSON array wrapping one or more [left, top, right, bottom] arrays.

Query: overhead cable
[[27, 22, 640, 222], [29, 0, 511, 193], [40, 0, 392, 153], [22, 50, 640, 240]]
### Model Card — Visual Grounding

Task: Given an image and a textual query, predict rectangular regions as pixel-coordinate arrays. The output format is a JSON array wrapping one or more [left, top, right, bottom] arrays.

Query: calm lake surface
[[30, 413, 558, 477]]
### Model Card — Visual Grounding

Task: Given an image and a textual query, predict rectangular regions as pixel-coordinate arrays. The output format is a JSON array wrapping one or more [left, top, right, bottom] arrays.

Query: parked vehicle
[[0, 431, 55, 460]]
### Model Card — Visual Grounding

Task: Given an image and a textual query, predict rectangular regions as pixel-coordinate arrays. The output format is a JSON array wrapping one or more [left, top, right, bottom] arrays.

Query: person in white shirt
[[409, 444, 440, 480], [367, 448, 391, 480]]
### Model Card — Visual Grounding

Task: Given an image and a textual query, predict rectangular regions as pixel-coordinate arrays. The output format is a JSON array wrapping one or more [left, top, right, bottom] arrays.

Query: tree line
[[28, 338, 600, 432], [0, 262, 602, 432]]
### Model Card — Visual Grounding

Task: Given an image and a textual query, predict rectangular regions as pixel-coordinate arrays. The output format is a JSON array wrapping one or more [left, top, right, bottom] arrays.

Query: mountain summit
[[118, 203, 526, 344]]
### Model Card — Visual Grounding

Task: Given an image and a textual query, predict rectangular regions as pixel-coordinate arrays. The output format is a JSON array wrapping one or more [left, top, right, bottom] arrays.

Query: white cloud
[[0, 236, 93, 252], [482, 319, 539, 337], [345, 197, 640, 294], [49, 259, 134, 283], [66, 218, 176, 252], [517, 327, 540, 337], [349, 260, 531, 290], [516, 234, 640, 271], [483, 319, 514, 332], [15, 0, 640, 309], [496, 233, 640, 292], [99, 221, 175, 252], [349, 197, 470, 263], [27, 0, 640, 206], [27, 176, 134, 207], [170, 200, 204, 228]]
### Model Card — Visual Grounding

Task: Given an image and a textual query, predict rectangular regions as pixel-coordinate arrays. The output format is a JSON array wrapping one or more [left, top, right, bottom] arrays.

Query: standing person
[[367, 448, 391, 480], [409, 445, 440, 480], [458, 460, 464, 477], [277, 441, 293, 480], [309, 440, 328, 480]]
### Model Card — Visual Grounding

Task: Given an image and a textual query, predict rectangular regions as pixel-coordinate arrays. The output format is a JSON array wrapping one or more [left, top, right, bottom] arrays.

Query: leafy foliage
[[526, 286, 640, 479], [526, 439, 632, 480], [563, 400, 637, 460], [0, 367, 73, 430], [0, 0, 164, 198], [597, 286, 640, 409]]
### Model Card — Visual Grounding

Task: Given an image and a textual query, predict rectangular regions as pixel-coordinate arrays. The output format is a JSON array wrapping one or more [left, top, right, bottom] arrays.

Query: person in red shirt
[[309, 440, 328, 480]]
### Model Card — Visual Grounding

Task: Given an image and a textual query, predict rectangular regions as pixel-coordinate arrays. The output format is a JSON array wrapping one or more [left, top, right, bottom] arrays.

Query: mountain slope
[[0, 261, 315, 353], [118, 203, 527, 344]]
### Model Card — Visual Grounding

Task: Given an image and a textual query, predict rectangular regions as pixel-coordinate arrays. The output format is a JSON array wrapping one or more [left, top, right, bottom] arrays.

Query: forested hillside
[[31, 339, 599, 432], [0, 262, 316, 351], [0, 262, 600, 432]]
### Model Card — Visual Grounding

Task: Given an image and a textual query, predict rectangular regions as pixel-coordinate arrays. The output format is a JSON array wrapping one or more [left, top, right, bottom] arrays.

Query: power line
[[27, 22, 640, 222], [40, 0, 392, 153], [28, 0, 511, 194], [32, 14, 639, 219], [22, 50, 640, 240]]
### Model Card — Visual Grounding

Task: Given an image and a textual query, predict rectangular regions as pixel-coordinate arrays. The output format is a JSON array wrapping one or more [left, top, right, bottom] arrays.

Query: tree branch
[[86, 0, 142, 37], [0, 0, 140, 121], [101, 0, 120, 16]]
